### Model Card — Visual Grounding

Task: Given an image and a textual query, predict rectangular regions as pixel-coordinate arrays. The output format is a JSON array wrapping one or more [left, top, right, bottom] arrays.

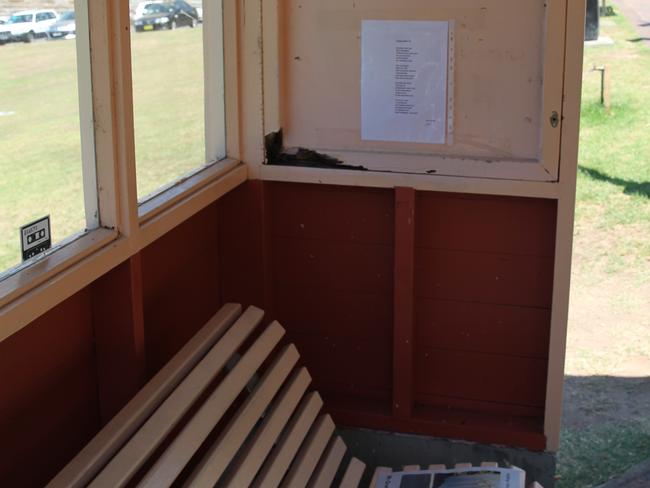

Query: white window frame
[[0, 0, 254, 342]]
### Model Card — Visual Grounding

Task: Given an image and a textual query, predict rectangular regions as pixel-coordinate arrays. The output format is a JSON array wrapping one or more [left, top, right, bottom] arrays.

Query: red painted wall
[[0, 181, 557, 486], [218, 181, 556, 449], [0, 289, 99, 487]]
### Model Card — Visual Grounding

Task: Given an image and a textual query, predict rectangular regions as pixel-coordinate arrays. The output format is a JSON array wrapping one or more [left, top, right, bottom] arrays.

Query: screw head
[[550, 111, 560, 128]]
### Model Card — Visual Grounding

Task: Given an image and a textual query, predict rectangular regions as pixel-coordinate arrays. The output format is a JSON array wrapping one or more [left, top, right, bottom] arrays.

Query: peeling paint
[[265, 130, 368, 171]]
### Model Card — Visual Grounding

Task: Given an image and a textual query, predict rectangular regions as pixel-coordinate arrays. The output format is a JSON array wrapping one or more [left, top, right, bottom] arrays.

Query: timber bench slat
[[47, 303, 243, 488], [51, 303, 541, 488], [51, 304, 367, 488]]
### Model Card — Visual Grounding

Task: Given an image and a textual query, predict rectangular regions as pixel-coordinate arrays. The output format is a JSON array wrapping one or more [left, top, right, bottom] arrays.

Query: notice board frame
[[256, 0, 571, 189]]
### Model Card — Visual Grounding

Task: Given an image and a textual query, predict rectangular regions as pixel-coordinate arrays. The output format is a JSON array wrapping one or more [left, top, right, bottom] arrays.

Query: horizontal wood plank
[[416, 299, 550, 359], [415, 248, 554, 308], [269, 182, 394, 244], [273, 238, 393, 293], [415, 192, 556, 257], [339, 458, 366, 488], [47, 303, 242, 488], [308, 436, 347, 488], [281, 415, 335, 488], [139, 322, 286, 487], [224, 368, 312, 488], [89, 306, 264, 487], [415, 347, 548, 407], [183, 344, 298, 487], [252, 391, 323, 488]]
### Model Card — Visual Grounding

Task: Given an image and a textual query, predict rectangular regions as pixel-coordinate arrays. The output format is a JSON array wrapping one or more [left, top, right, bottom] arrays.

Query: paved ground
[[612, 0, 650, 46]]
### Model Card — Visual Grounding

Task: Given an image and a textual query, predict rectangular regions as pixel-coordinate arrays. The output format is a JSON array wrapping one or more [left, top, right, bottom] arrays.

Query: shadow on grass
[[628, 37, 650, 43], [578, 166, 650, 198], [559, 375, 650, 487]]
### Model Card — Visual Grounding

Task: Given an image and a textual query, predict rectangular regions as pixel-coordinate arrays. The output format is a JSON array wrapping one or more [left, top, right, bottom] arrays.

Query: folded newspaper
[[376, 466, 525, 488]]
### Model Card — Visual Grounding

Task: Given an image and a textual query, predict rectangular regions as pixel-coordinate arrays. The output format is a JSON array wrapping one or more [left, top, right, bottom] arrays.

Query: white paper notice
[[361, 20, 449, 144]]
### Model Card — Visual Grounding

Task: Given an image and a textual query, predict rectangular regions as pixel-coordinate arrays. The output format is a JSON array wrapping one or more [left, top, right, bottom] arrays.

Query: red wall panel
[[414, 191, 556, 425], [0, 289, 99, 487], [141, 202, 222, 377], [266, 182, 395, 412]]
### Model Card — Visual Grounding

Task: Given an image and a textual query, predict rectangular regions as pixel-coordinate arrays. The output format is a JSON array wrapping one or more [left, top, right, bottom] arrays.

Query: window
[[0, 2, 96, 274], [130, 0, 226, 201]]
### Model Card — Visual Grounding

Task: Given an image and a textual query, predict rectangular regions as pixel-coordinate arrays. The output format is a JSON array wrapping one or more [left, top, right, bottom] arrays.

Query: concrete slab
[[339, 428, 556, 488], [585, 36, 616, 46]]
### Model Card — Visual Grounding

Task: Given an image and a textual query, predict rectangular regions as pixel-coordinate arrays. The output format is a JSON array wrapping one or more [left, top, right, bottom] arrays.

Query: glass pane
[[0, 4, 90, 272], [131, 0, 223, 201]]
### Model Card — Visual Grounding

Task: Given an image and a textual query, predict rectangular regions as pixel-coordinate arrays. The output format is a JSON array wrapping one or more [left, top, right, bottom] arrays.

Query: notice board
[[264, 0, 568, 181]]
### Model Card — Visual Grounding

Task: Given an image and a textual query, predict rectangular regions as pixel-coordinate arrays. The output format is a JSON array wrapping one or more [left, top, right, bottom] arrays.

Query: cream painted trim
[[0, 165, 247, 343], [203, 0, 227, 163], [544, 0, 585, 452], [539, 0, 568, 180], [0, 229, 117, 311], [75, 0, 99, 230], [138, 159, 240, 220], [260, 164, 561, 199], [139, 163, 247, 248], [238, 0, 265, 173], [258, 0, 567, 183]]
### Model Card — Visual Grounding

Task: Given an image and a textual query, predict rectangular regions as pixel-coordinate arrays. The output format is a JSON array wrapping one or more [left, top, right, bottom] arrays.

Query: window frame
[[0, 0, 253, 341]]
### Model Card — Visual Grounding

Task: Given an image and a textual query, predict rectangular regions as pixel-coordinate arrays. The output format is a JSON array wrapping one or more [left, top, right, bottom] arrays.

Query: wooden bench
[[48, 303, 543, 488], [48, 304, 366, 488]]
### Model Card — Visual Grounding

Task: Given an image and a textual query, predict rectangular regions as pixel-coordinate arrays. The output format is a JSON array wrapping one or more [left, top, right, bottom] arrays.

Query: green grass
[[573, 11, 650, 279], [558, 421, 650, 488], [0, 26, 206, 271]]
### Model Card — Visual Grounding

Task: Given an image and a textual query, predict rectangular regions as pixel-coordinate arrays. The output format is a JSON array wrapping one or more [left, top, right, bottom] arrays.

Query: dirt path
[[612, 0, 650, 47]]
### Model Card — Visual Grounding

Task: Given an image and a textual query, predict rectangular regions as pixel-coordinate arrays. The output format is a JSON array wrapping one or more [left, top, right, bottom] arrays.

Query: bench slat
[[252, 391, 323, 488], [138, 321, 287, 487], [369, 467, 392, 488], [339, 457, 366, 488], [223, 367, 311, 488], [308, 436, 347, 488], [180, 343, 299, 487], [281, 414, 335, 488], [89, 305, 264, 487], [46, 303, 243, 488]]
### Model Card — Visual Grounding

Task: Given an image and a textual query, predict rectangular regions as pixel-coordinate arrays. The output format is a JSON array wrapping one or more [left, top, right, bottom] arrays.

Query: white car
[[133, 1, 163, 20], [0, 10, 59, 44]]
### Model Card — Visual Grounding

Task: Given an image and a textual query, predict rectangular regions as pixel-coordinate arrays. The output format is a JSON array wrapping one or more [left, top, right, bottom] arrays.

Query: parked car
[[132, 1, 199, 32], [49, 11, 75, 39], [0, 10, 58, 44]]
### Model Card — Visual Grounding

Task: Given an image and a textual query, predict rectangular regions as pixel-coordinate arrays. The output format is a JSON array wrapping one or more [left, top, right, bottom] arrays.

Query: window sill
[[0, 162, 248, 342]]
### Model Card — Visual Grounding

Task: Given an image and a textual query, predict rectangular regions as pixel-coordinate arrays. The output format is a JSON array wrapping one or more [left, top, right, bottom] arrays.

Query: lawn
[[556, 7, 650, 488], [0, 26, 205, 271]]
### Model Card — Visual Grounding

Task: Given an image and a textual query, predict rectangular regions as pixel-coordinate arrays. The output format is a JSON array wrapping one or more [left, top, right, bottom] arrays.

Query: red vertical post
[[393, 187, 416, 420]]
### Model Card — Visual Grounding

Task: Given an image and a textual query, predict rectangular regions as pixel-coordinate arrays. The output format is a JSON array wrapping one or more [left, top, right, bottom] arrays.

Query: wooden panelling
[[416, 299, 551, 359], [273, 239, 393, 293], [415, 348, 548, 407], [268, 182, 394, 244], [91, 256, 146, 423], [415, 248, 554, 308], [218, 180, 269, 310], [141, 202, 221, 377], [416, 193, 557, 256], [0, 290, 99, 487], [290, 332, 392, 400]]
